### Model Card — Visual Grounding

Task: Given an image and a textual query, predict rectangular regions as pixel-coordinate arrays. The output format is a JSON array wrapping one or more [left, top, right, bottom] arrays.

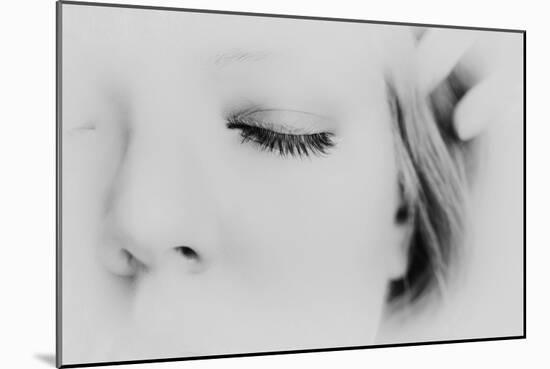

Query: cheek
[[217, 110, 399, 302], [62, 93, 135, 356]]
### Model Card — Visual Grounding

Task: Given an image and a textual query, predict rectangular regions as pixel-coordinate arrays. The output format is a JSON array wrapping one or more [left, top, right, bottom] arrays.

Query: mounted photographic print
[[56, 1, 525, 367]]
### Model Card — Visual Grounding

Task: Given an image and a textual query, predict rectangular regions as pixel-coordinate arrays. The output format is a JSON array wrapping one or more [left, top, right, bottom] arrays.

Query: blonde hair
[[386, 71, 471, 310]]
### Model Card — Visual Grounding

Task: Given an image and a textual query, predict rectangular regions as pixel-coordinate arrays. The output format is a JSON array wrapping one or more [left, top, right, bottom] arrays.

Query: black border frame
[[55, 1, 526, 368]]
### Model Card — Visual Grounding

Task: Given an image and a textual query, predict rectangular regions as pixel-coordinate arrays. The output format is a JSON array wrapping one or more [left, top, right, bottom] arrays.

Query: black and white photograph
[[57, 1, 524, 367]]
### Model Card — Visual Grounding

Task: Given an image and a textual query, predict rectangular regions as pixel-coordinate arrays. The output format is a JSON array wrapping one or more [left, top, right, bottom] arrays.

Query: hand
[[415, 28, 523, 140]]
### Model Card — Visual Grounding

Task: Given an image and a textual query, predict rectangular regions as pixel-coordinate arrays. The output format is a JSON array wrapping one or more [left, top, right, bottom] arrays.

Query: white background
[[0, 0, 545, 368]]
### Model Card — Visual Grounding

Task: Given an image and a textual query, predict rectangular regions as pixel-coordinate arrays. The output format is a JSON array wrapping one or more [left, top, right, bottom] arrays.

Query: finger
[[453, 71, 523, 140], [415, 29, 478, 95]]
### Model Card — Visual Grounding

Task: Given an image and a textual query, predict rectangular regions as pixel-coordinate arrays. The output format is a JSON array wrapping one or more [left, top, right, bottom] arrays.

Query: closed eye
[[225, 108, 336, 158], [64, 120, 97, 134], [226, 120, 335, 158]]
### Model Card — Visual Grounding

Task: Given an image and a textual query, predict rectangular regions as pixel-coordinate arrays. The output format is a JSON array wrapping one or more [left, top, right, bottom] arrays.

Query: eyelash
[[226, 118, 335, 158]]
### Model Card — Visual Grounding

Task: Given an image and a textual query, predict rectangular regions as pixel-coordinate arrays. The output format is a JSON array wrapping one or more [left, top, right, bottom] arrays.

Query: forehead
[[63, 5, 416, 74]]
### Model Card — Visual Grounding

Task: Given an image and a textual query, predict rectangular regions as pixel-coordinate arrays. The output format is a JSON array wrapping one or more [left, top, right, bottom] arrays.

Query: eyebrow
[[212, 49, 271, 68]]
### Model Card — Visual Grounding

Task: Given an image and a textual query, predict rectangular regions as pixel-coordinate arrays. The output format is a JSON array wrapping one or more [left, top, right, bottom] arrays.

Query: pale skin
[[61, 6, 518, 363]]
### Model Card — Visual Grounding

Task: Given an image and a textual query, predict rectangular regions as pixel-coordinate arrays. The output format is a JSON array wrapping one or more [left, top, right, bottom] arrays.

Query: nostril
[[99, 244, 147, 278], [174, 246, 200, 262], [173, 246, 206, 274], [121, 249, 144, 270]]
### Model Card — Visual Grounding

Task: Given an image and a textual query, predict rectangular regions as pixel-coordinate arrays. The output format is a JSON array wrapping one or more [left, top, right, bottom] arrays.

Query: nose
[[97, 122, 216, 278], [98, 226, 204, 277]]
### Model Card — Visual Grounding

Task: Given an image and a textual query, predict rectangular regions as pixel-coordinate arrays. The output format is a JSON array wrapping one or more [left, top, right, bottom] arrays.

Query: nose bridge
[[107, 113, 217, 254]]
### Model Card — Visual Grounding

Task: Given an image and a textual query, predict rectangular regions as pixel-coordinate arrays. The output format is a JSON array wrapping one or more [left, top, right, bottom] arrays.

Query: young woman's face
[[63, 7, 415, 361]]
